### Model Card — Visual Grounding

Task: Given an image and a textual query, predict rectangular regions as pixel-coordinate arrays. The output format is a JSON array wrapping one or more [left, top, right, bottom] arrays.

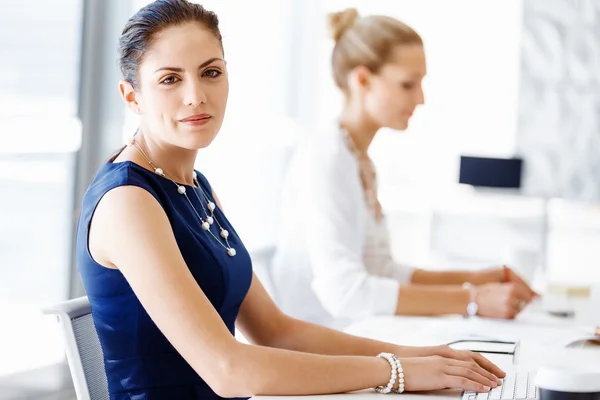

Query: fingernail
[[484, 386, 491, 391], [490, 380, 498, 387], [497, 379, 503, 385]]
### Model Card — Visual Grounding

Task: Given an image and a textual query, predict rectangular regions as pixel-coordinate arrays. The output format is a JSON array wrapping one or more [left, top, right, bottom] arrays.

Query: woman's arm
[[236, 272, 410, 356], [411, 268, 502, 285], [404, 268, 537, 318], [90, 186, 500, 397], [411, 266, 538, 300], [236, 272, 504, 379], [298, 149, 403, 319], [395, 284, 471, 315], [394, 282, 535, 318]]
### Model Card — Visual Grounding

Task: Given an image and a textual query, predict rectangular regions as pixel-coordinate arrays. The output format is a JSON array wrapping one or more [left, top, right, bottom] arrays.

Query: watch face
[[467, 302, 478, 316]]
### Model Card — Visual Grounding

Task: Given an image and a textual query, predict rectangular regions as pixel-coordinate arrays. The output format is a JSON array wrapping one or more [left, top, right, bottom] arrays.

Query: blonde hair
[[327, 8, 423, 90]]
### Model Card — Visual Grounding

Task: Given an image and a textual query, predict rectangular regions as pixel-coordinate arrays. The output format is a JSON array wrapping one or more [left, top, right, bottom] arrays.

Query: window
[[0, 0, 83, 376]]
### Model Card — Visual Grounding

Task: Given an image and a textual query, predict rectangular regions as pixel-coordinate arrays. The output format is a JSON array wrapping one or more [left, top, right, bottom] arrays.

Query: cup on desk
[[542, 287, 576, 318], [536, 367, 600, 400], [541, 282, 600, 321]]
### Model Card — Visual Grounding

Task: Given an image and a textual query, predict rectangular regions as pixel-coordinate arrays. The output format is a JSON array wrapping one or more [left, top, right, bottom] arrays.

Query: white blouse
[[271, 126, 414, 328]]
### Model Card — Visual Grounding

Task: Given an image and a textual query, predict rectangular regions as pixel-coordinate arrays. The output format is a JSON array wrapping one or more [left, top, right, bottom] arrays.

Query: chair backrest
[[43, 251, 277, 399], [43, 296, 109, 400]]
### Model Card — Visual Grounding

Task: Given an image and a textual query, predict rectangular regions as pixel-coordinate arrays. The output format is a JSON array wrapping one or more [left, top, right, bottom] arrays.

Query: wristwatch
[[462, 282, 478, 317]]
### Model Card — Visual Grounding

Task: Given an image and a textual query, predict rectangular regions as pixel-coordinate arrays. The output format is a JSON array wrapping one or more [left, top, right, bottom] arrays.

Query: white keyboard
[[462, 372, 539, 400]]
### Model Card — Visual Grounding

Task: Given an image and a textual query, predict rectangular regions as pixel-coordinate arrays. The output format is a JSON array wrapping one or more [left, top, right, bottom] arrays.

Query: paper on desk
[[451, 317, 597, 347], [344, 314, 597, 349], [425, 300, 599, 348]]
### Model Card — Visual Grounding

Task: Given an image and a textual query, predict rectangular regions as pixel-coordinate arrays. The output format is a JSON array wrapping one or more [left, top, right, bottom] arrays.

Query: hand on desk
[[400, 353, 503, 392], [399, 345, 505, 392], [502, 266, 540, 298], [475, 282, 532, 319], [474, 266, 538, 319], [406, 265, 539, 319], [476, 266, 538, 297]]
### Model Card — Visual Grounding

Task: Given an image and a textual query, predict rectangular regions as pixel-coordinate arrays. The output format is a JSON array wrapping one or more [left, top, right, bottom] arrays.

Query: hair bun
[[328, 8, 359, 42]]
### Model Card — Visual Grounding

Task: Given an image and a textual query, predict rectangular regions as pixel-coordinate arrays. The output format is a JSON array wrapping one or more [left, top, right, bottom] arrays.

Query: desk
[[255, 302, 600, 399]]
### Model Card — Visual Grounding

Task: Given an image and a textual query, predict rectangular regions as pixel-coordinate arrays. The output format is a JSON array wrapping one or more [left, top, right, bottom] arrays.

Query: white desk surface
[[255, 300, 600, 399]]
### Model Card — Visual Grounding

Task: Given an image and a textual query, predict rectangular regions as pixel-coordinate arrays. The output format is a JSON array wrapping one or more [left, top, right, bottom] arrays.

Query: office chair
[[43, 296, 109, 400], [42, 249, 276, 398]]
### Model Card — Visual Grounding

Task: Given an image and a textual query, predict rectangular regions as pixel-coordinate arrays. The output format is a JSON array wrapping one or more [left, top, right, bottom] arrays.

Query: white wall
[[518, 0, 600, 202]]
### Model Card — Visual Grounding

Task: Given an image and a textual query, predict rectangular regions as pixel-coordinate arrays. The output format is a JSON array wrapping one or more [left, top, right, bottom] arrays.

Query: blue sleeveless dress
[[76, 161, 253, 399]]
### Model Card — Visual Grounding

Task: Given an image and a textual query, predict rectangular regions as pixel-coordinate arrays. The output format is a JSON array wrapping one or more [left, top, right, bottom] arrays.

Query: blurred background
[[1, 0, 600, 398]]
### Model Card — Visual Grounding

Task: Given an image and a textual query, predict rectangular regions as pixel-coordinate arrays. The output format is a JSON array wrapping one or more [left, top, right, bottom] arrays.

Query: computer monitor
[[459, 155, 523, 189]]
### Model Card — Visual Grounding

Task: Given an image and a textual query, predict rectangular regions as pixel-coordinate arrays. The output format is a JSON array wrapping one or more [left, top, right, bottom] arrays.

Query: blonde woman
[[272, 8, 536, 329]]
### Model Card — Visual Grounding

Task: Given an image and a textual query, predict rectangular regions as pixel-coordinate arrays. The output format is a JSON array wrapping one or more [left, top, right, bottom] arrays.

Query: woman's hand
[[475, 266, 538, 301], [401, 345, 505, 379], [503, 266, 539, 299], [476, 282, 531, 319], [398, 345, 505, 392], [401, 354, 503, 392]]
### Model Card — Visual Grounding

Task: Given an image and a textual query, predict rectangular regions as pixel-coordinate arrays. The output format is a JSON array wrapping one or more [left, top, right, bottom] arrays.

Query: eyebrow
[[401, 73, 425, 80], [154, 57, 224, 74]]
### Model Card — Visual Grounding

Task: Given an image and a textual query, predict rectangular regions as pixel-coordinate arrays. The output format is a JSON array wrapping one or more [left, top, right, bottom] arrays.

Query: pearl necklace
[[130, 140, 236, 257]]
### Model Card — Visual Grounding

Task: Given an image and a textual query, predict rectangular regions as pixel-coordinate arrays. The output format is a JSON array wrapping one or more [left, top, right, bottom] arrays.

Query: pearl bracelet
[[375, 352, 405, 394], [390, 354, 405, 394]]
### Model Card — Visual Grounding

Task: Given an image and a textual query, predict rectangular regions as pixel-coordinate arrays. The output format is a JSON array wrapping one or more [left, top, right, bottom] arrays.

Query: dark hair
[[119, 0, 222, 90]]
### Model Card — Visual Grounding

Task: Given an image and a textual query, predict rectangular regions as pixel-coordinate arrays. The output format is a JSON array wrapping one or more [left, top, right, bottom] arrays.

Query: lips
[[179, 114, 212, 126], [180, 114, 211, 122]]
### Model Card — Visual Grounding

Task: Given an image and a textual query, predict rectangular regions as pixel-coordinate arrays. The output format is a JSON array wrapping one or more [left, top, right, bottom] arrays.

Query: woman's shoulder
[[285, 123, 359, 191], [83, 161, 163, 208], [298, 122, 355, 164]]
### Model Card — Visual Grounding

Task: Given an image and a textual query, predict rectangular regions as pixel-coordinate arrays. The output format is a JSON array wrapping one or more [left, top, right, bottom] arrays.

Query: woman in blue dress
[[76, 0, 505, 398]]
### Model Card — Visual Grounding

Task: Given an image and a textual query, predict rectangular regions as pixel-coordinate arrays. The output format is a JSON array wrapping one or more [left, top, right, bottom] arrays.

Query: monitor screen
[[459, 156, 523, 189]]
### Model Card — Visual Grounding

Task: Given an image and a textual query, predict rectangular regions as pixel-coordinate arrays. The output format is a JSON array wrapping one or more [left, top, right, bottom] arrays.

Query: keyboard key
[[515, 374, 528, 399], [502, 374, 516, 399], [528, 373, 537, 399], [477, 392, 490, 400], [462, 391, 480, 400], [467, 371, 537, 400], [489, 385, 502, 400]]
